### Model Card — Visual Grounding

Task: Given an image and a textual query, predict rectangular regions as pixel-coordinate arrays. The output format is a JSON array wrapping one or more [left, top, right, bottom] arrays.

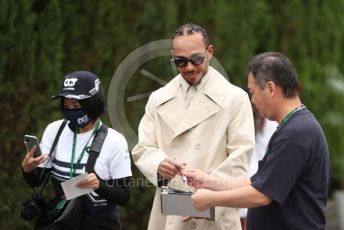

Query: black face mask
[[62, 108, 91, 129]]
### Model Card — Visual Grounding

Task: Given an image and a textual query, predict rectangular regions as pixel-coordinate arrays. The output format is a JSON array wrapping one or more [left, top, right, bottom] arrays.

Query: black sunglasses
[[172, 49, 208, 67]]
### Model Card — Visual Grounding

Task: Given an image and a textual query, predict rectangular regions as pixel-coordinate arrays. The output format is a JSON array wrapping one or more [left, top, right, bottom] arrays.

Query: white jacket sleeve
[[131, 94, 167, 187], [211, 90, 255, 179]]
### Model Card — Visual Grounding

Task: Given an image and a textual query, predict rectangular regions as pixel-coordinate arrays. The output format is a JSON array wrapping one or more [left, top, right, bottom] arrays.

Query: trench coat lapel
[[156, 73, 221, 140], [172, 94, 219, 138], [156, 89, 186, 132]]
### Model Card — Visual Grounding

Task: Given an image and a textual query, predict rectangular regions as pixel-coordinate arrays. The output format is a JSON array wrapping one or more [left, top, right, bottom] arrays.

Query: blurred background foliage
[[1, 0, 343, 229]]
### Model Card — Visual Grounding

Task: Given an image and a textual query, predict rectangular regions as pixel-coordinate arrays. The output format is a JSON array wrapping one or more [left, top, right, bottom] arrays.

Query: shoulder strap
[[37, 120, 68, 188], [49, 119, 68, 158], [85, 124, 108, 173]]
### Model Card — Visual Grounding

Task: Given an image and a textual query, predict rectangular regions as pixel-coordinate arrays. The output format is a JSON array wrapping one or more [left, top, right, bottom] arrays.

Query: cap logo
[[64, 78, 78, 89], [89, 79, 100, 95]]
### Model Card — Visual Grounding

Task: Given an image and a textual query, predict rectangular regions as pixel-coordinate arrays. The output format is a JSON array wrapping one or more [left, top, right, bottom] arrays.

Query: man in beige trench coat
[[132, 23, 255, 230]]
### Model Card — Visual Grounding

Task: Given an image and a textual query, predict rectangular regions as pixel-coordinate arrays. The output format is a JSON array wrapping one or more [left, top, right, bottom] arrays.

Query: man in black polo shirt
[[183, 52, 331, 230]]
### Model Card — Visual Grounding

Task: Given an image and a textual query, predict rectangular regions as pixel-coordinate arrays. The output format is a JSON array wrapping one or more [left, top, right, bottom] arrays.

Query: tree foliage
[[1, 0, 343, 229]]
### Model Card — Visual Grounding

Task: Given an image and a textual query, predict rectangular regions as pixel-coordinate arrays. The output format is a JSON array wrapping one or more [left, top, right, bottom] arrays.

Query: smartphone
[[24, 135, 42, 158]]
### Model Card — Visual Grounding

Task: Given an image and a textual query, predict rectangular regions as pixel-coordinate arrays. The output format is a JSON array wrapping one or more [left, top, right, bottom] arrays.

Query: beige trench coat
[[132, 67, 255, 230]]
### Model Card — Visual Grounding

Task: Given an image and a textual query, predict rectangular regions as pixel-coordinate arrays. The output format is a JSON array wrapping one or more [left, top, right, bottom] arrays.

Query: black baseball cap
[[51, 70, 104, 100]]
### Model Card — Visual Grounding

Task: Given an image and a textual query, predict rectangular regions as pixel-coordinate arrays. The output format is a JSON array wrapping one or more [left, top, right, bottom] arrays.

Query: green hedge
[[1, 1, 343, 229]]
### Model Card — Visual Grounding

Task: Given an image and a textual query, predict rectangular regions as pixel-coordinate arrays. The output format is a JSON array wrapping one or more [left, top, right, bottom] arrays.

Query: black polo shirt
[[247, 108, 331, 230]]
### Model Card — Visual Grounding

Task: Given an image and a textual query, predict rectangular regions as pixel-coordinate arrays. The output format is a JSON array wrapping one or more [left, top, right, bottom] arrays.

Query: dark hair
[[246, 52, 299, 98], [172, 23, 210, 47], [79, 96, 105, 121]]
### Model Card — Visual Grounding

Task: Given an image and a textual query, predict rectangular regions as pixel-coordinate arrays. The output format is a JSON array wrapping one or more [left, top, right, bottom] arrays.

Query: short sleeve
[[94, 129, 132, 180], [251, 129, 308, 205]]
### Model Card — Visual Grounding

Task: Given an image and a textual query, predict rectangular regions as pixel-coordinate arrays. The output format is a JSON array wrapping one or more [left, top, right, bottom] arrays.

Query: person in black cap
[[51, 70, 105, 130], [21, 71, 132, 230]]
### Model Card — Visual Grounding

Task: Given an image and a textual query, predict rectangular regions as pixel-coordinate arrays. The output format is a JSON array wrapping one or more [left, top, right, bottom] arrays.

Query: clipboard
[[160, 187, 215, 219]]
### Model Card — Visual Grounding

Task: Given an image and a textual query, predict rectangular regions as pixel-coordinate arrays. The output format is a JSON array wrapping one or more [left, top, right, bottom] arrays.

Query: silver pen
[[174, 156, 187, 184]]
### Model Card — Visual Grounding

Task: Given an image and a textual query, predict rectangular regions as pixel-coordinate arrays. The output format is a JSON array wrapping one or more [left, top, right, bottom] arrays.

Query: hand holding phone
[[24, 135, 42, 158]]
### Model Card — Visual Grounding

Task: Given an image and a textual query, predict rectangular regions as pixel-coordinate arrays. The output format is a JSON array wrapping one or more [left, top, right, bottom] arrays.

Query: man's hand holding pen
[[158, 157, 187, 181]]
